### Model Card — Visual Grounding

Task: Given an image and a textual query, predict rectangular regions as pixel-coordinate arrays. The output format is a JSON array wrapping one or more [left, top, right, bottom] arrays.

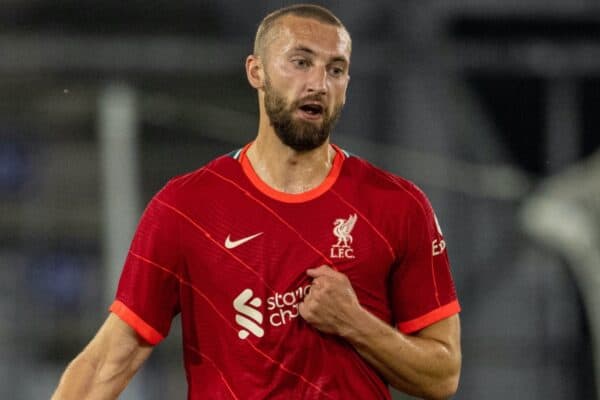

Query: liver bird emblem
[[332, 214, 357, 248]]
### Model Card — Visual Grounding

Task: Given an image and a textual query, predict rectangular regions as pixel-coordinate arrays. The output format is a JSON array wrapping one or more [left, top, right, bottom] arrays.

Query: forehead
[[270, 15, 351, 60]]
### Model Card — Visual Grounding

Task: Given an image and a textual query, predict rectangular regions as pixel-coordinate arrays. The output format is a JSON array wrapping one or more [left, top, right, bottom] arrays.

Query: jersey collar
[[238, 143, 345, 203]]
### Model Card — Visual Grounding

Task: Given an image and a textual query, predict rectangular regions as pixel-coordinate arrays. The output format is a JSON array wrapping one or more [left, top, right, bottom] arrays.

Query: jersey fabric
[[110, 143, 460, 400]]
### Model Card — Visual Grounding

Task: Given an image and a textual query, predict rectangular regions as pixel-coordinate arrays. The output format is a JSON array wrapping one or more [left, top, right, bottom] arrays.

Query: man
[[53, 4, 461, 399]]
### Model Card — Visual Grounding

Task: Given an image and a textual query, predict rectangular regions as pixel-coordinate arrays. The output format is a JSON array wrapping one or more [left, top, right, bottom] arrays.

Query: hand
[[298, 265, 363, 337]]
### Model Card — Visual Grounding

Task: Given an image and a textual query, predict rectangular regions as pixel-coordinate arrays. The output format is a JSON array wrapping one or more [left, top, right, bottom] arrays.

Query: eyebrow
[[292, 46, 349, 64]]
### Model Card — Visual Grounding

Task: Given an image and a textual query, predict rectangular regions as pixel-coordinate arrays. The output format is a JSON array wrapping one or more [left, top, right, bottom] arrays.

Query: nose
[[307, 65, 327, 95]]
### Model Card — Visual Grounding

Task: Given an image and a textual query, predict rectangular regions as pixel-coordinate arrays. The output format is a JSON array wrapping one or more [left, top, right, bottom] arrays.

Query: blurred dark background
[[1, 1, 599, 399]]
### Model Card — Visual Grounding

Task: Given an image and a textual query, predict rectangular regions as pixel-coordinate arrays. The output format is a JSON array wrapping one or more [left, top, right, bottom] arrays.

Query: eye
[[292, 58, 310, 68], [329, 66, 345, 77]]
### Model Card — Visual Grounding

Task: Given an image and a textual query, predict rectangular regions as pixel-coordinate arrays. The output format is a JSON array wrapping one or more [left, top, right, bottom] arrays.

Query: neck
[[246, 128, 336, 194]]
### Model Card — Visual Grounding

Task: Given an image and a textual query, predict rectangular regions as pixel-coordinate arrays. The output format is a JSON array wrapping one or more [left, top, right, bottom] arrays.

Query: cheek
[[331, 88, 347, 108], [269, 71, 298, 94], [331, 80, 348, 97]]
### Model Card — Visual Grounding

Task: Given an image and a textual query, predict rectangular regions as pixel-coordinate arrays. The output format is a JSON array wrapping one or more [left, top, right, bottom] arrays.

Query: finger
[[309, 278, 320, 289], [298, 301, 305, 316], [306, 265, 335, 278], [298, 301, 311, 321]]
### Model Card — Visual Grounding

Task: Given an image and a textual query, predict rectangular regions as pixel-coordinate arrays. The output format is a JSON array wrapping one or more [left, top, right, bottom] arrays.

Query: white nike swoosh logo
[[224, 232, 263, 249]]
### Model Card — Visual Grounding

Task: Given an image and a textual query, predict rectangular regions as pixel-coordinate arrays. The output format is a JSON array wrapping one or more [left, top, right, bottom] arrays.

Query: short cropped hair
[[253, 4, 350, 59]]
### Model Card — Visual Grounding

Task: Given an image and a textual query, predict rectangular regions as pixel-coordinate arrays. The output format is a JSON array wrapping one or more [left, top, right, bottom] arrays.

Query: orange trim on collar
[[239, 143, 345, 203]]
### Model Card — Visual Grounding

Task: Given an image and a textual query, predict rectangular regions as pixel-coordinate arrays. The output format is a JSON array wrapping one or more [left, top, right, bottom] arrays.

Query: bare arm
[[299, 266, 461, 400], [346, 311, 461, 399], [52, 313, 153, 400]]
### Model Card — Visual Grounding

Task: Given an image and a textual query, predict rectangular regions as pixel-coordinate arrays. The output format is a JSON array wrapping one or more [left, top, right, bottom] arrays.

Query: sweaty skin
[[245, 16, 350, 194]]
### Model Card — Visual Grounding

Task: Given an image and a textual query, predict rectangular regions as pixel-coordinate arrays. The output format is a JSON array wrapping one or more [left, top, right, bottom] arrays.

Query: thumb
[[306, 265, 334, 278]]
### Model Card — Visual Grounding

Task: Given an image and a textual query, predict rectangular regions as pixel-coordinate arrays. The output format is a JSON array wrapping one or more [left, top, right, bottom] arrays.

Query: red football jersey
[[110, 143, 460, 399]]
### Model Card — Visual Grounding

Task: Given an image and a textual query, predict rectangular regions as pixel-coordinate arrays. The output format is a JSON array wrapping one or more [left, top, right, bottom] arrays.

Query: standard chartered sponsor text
[[234, 284, 311, 339], [267, 285, 311, 327]]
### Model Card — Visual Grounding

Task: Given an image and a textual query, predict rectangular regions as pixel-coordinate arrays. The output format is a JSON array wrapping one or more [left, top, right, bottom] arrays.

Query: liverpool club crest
[[330, 214, 357, 259]]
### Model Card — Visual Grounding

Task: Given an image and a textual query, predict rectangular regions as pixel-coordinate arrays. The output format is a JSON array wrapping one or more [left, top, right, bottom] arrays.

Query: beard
[[263, 78, 343, 152]]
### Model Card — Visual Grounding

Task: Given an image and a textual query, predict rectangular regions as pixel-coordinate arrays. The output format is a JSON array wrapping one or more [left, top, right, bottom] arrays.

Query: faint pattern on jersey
[[333, 214, 357, 248]]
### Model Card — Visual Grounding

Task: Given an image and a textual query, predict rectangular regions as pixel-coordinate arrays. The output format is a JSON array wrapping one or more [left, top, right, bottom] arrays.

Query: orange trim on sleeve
[[239, 143, 345, 203], [109, 300, 164, 345], [397, 300, 461, 334]]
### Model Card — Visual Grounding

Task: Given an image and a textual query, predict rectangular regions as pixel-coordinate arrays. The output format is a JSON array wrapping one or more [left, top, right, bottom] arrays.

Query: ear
[[246, 55, 264, 89]]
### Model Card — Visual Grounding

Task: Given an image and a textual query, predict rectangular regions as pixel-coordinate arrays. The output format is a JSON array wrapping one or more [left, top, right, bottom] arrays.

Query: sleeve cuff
[[397, 300, 461, 334], [109, 300, 164, 345]]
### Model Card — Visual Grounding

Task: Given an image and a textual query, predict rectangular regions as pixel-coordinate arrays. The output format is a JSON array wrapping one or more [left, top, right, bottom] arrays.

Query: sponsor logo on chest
[[231, 214, 359, 340], [233, 286, 311, 340]]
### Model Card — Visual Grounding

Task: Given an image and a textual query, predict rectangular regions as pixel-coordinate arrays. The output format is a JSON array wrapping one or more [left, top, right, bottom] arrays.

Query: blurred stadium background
[[1, 1, 599, 399]]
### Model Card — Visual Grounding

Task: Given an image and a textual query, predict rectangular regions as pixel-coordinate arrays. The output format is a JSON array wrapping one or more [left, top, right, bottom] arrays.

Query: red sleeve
[[391, 189, 460, 334], [109, 183, 182, 345]]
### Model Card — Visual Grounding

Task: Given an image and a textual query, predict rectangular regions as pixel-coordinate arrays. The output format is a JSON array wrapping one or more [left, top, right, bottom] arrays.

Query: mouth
[[297, 103, 325, 120]]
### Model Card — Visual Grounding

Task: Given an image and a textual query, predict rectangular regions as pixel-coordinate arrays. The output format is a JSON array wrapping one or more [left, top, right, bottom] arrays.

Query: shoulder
[[155, 151, 241, 202], [341, 152, 433, 214]]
